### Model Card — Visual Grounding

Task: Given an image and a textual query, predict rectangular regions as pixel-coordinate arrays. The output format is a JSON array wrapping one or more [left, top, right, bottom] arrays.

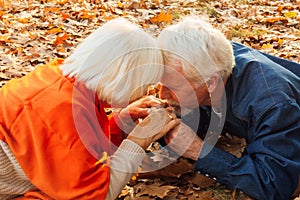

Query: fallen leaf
[[48, 27, 64, 34], [150, 11, 173, 24], [53, 33, 70, 47], [17, 18, 30, 23], [216, 134, 247, 158], [139, 157, 194, 179], [264, 16, 288, 24], [284, 11, 298, 19], [188, 173, 216, 189], [261, 43, 273, 49], [135, 182, 176, 199]]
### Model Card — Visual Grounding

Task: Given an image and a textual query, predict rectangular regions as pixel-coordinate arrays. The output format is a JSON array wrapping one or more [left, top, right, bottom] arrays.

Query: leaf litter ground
[[1, 0, 300, 199]]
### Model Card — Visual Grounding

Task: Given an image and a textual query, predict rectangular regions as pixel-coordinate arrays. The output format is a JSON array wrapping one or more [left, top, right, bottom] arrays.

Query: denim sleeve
[[195, 101, 300, 200]]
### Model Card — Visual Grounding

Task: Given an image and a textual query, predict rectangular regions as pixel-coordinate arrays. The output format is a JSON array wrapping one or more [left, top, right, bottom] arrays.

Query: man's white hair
[[61, 17, 163, 105], [157, 16, 235, 85]]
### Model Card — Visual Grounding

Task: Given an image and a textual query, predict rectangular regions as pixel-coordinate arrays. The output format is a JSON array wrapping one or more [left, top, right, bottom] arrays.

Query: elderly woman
[[0, 18, 178, 200]]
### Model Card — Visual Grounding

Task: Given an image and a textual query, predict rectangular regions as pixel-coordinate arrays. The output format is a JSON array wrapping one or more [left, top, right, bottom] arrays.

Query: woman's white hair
[[61, 17, 163, 105], [157, 16, 235, 85]]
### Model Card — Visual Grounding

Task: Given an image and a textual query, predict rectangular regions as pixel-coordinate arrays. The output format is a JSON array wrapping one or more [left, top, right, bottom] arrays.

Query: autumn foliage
[[0, 0, 300, 199]]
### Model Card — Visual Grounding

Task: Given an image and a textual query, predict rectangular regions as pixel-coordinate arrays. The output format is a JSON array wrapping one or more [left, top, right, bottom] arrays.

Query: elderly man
[[158, 17, 300, 200]]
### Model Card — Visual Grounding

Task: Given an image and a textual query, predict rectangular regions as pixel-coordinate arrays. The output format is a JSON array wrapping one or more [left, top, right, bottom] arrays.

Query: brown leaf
[[188, 173, 216, 189], [216, 134, 247, 158], [135, 182, 176, 199], [138, 157, 194, 179]]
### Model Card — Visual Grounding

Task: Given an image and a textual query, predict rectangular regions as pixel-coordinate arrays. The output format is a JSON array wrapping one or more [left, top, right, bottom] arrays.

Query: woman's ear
[[206, 73, 220, 93]]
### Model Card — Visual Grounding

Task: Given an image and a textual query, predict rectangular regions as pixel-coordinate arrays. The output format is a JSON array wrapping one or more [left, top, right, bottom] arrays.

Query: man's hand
[[127, 108, 179, 150], [164, 122, 203, 161]]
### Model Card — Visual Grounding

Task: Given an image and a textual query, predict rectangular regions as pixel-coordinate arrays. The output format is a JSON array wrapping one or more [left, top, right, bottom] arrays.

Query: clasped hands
[[117, 96, 202, 160]]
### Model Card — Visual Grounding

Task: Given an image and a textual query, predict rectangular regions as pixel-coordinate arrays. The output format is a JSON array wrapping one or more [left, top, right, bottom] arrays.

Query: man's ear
[[206, 73, 220, 93]]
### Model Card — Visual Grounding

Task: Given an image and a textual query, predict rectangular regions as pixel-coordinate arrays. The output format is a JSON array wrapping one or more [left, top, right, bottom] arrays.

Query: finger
[[131, 108, 151, 119], [165, 106, 175, 113], [164, 118, 180, 133], [144, 96, 168, 108], [152, 119, 180, 142], [166, 112, 176, 121]]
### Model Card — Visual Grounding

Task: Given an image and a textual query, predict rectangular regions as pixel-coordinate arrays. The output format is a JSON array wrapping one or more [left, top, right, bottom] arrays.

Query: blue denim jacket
[[183, 42, 300, 200]]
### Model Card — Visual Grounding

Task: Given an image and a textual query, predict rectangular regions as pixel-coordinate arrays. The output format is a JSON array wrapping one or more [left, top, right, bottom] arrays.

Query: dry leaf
[[135, 183, 176, 199], [150, 11, 173, 24], [139, 157, 194, 179], [188, 173, 216, 189], [48, 27, 64, 34], [53, 32, 71, 47], [1, 1, 300, 199], [216, 134, 247, 158], [261, 43, 273, 49], [284, 11, 298, 19], [264, 16, 288, 24]]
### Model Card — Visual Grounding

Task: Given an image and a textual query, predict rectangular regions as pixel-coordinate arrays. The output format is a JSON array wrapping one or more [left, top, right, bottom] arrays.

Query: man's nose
[[159, 85, 171, 100]]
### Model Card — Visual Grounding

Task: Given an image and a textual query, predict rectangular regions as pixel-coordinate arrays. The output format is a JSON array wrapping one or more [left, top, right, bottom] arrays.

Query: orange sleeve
[[1, 63, 112, 199], [108, 113, 126, 147]]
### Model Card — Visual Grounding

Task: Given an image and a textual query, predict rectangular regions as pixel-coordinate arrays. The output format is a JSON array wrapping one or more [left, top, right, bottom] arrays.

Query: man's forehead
[[162, 65, 187, 85]]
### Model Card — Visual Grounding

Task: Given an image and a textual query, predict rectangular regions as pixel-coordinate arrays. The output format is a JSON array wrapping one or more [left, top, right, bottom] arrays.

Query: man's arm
[[195, 101, 300, 200]]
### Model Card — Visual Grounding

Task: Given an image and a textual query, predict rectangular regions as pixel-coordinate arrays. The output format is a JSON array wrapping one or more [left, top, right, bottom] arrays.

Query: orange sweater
[[0, 60, 121, 199]]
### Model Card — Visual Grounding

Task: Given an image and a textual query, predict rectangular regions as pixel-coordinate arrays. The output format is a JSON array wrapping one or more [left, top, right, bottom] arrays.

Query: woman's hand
[[116, 96, 168, 133], [127, 108, 179, 150]]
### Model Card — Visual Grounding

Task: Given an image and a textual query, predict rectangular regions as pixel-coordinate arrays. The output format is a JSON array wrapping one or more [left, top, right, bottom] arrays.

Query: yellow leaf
[[0, 35, 9, 42], [56, 0, 68, 5], [17, 18, 30, 23], [261, 43, 273, 49], [48, 27, 63, 34], [284, 11, 298, 18], [57, 46, 66, 53], [117, 1, 124, 8], [278, 38, 284, 45]]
